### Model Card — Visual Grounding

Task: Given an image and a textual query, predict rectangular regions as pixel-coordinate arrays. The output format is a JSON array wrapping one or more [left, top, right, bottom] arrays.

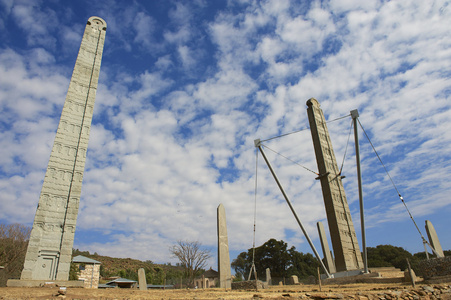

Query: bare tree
[[0, 223, 31, 286], [170, 240, 211, 286]]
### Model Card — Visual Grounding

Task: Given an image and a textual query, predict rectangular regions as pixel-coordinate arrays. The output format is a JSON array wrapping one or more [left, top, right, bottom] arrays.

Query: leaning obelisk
[[307, 98, 363, 272], [20, 17, 107, 281]]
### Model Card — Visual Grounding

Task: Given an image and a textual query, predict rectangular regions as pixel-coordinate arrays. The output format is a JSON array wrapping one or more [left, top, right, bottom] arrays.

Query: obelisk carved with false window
[[20, 16, 107, 281], [307, 98, 363, 272]]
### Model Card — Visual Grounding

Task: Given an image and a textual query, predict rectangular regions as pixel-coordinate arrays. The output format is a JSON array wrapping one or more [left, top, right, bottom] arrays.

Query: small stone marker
[[425, 220, 444, 257], [265, 268, 271, 285], [138, 268, 147, 290], [291, 275, 299, 285]]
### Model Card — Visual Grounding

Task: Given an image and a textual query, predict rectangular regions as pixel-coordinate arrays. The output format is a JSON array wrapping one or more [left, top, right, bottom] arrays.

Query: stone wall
[[77, 264, 100, 288], [232, 280, 268, 290], [417, 257, 451, 279]]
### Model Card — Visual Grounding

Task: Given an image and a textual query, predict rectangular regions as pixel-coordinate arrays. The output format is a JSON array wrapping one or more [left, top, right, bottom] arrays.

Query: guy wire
[[357, 119, 428, 244], [260, 113, 350, 143]]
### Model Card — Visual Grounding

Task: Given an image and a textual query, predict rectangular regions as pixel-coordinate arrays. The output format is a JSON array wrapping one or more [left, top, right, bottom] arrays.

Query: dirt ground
[[1, 282, 450, 300]]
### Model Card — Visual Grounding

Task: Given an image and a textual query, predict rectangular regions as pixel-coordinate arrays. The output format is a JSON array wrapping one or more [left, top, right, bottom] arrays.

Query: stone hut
[[194, 268, 219, 288], [72, 255, 101, 288]]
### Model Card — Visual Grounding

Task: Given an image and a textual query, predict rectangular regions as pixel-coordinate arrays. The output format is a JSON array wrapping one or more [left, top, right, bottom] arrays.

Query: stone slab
[[425, 220, 445, 258], [217, 203, 232, 289], [317, 221, 336, 274], [265, 268, 271, 285], [138, 268, 147, 290]]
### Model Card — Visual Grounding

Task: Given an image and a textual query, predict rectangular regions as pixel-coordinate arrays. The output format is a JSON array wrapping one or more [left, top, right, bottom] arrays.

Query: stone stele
[[266, 268, 271, 285], [138, 268, 148, 290], [317, 221, 336, 274], [307, 98, 363, 272], [425, 220, 445, 258], [19, 16, 107, 282], [217, 203, 232, 289]]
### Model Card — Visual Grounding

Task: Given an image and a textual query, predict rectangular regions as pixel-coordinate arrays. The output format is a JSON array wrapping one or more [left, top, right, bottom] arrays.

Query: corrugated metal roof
[[72, 255, 101, 264], [107, 277, 137, 283]]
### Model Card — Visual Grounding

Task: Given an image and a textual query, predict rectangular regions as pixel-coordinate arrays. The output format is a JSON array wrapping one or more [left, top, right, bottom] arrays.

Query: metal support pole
[[351, 109, 368, 274], [423, 240, 430, 260], [254, 139, 331, 278]]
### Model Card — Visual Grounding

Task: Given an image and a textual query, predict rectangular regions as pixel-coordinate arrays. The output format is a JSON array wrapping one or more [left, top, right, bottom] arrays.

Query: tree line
[[232, 238, 450, 281]]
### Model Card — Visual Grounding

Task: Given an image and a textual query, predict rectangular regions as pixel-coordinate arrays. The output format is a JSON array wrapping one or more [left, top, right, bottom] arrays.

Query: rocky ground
[[1, 282, 451, 300]]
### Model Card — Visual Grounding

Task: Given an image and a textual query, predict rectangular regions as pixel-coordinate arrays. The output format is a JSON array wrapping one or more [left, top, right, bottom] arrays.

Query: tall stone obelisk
[[307, 98, 363, 272], [217, 203, 232, 289], [20, 17, 107, 281]]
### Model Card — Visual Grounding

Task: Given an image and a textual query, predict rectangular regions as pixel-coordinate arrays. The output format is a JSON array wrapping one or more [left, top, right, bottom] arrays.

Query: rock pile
[[274, 284, 451, 299], [418, 257, 451, 279]]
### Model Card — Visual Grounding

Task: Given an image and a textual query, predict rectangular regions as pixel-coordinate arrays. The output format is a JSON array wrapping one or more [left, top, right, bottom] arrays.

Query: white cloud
[[10, 1, 58, 48], [133, 12, 156, 47], [177, 45, 195, 69], [1, 0, 450, 264]]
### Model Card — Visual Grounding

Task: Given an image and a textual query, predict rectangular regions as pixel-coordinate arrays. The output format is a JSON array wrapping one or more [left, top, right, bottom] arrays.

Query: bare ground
[[1, 282, 451, 300]]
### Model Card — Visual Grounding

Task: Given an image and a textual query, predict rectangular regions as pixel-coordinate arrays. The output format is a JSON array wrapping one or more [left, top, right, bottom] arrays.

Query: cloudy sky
[[1, 0, 450, 270]]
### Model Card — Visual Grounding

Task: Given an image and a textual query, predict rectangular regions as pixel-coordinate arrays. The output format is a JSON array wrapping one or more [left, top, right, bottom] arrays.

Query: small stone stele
[[138, 268, 147, 290]]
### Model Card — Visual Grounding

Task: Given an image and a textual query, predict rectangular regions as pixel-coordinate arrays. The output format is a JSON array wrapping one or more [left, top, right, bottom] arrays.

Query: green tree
[[153, 266, 165, 285], [232, 238, 320, 281], [69, 262, 79, 280], [254, 239, 291, 278], [367, 245, 413, 270], [118, 269, 126, 278], [231, 251, 251, 279], [288, 249, 319, 278]]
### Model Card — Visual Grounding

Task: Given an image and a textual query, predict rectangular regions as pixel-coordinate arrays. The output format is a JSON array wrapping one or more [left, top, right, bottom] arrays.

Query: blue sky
[[0, 0, 450, 270]]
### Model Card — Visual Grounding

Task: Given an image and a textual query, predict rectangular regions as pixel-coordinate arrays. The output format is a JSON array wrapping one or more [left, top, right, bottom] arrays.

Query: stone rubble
[[268, 284, 451, 299]]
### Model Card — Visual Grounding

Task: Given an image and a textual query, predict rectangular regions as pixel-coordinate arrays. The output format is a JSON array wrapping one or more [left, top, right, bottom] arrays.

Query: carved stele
[[217, 203, 232, 289], [20, 17, 107, 281], [307, 98, 363, 272]]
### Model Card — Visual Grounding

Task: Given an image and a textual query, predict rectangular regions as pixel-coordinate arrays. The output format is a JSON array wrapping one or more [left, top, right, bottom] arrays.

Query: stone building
[[194, 268, 219, 288], [72, 255, 101, 288]]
